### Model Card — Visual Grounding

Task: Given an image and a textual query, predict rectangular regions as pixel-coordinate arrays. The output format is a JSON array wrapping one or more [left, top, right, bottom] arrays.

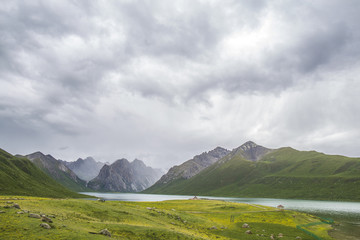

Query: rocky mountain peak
[[64, 156, 105, 181], [113, 158, 130, 167], [131, 159, 146, 168], [209, 147, 230, 158], [25, 151, 88, 191], [240, 141, 258, 149], [87, 158, 162, 192], [235, 141, 272, 161], [153, 146, 230, 186]]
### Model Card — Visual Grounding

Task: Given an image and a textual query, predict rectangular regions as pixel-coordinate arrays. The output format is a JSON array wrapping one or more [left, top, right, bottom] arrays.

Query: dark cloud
[[1, 0, 360, 168]]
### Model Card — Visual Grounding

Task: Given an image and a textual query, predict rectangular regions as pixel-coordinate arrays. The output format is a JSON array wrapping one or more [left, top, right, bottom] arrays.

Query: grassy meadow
[[0, 196, 333, 240]]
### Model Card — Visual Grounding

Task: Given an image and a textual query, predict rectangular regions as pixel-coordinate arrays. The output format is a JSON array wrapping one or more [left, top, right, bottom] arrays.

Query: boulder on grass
[[40, 223, 51, 229], [242, 223, 250, 228], [29, 213, 41, 219], [100, 229, 111, 237]]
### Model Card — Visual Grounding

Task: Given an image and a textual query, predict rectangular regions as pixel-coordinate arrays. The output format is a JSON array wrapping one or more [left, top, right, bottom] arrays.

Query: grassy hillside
[[0, 149, 86, 198], [146, 147, 360, 201], [0, 196, 333, 239], [30, 157, 90, 192]]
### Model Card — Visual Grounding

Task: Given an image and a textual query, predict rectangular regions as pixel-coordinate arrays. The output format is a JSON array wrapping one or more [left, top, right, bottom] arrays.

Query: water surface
[[81, 192, 360, 216]]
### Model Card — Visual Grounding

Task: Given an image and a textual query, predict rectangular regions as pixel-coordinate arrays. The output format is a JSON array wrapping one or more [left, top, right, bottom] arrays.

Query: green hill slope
[[146, 144, 360, 201], [0, 148, 86, 198], [26, 152, 89, 192]]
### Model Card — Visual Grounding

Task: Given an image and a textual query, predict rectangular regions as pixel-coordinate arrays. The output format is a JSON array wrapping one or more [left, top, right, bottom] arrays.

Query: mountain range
[[25, 152, 89, 191], [88, 159, 163, 192], [145, 141, 360, 201], [0, 148, 85, 198], [62, 157, 105, 181], [146, 146, 229, 192], [1, 140, 360, 201]]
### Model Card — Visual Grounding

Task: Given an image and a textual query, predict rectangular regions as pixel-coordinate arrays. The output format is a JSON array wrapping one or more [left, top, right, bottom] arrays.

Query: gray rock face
[[236, 141, 272, 161], [155, 147, 230, 185], [25, 152, 88, 191], [64, 157, 104, 181], [219, 141, 272, 164], [87, 159, 163, 192]]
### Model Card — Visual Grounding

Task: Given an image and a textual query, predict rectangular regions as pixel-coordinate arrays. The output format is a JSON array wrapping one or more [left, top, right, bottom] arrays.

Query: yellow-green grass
[[0, 196, 333, 240]]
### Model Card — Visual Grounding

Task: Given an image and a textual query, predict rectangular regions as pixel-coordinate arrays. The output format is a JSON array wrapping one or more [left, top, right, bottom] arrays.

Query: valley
[[0, 195, 333, 240]]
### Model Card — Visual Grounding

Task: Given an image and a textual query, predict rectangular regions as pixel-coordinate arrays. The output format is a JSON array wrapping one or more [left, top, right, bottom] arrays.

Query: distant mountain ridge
[[88, 158, 163, 192], [63, 157, 104, 181], [145, 141, 360, 201], [0, 148, 85, 198], [26, 152, 89, 191], [145, 147, 230, 193]]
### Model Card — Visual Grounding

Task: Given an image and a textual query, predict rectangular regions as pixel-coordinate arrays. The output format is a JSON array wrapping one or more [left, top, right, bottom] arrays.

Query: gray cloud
[[1, 0, 360, 168]]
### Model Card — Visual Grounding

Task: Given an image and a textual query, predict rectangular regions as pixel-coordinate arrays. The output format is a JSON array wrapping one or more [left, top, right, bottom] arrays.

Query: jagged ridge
[[88, 158, 163, 192], [26, 152, 89, 191]]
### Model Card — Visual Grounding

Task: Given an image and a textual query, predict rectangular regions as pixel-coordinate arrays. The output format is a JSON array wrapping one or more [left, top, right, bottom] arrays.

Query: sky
[[1, 0, 360, 169]]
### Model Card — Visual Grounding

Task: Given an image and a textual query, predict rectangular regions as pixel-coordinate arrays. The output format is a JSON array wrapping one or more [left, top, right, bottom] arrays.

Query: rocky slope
[[63, 157, 104, 181], [88, 158, 163, 192], [26, 152, 89, 191], [216, 141, 272, 164], [144, 147, 230, 192]]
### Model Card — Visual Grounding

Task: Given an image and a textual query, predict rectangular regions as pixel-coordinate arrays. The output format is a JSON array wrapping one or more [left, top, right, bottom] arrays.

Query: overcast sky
[[1, 0, 360, 169]]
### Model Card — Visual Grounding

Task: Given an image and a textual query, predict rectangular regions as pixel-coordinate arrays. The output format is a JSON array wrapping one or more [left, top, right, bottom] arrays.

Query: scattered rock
[[17, 211, 24, 214], [242, 223, 250, 228], [278, 233, 283, 238], [146, 207, 153, 210], [99, 228, 111, 237], [29, 213, 41, 219], [13, 203, 20, 209], [0, 210, 5, 213], [210, 226, 217, 230], [6, 201, 13, 204], [295, 237, 302, 240], [171, 209, 176, 211], [42, 216, 53, 223], [270, 234, 275, 240], [97, 199, 105, 202], [245, 230, 252, 234], [48, 215, 55, 218], [23, 210, 29, 213], [3, 205, 11, 208], [40, 223, 51, 229], [171, 222, 175, 225]]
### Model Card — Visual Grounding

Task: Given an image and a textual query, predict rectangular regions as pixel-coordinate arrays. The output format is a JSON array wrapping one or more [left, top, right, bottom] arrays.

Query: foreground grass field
[[0, 196, 333, 240]]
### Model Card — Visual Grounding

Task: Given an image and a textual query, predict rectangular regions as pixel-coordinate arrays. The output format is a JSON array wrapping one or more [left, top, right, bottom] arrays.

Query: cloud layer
[[1, 0, 360, 168]]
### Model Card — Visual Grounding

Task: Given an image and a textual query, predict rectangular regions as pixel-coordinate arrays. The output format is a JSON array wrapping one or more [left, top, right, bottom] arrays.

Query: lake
[[80, 192, 360, 216]]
